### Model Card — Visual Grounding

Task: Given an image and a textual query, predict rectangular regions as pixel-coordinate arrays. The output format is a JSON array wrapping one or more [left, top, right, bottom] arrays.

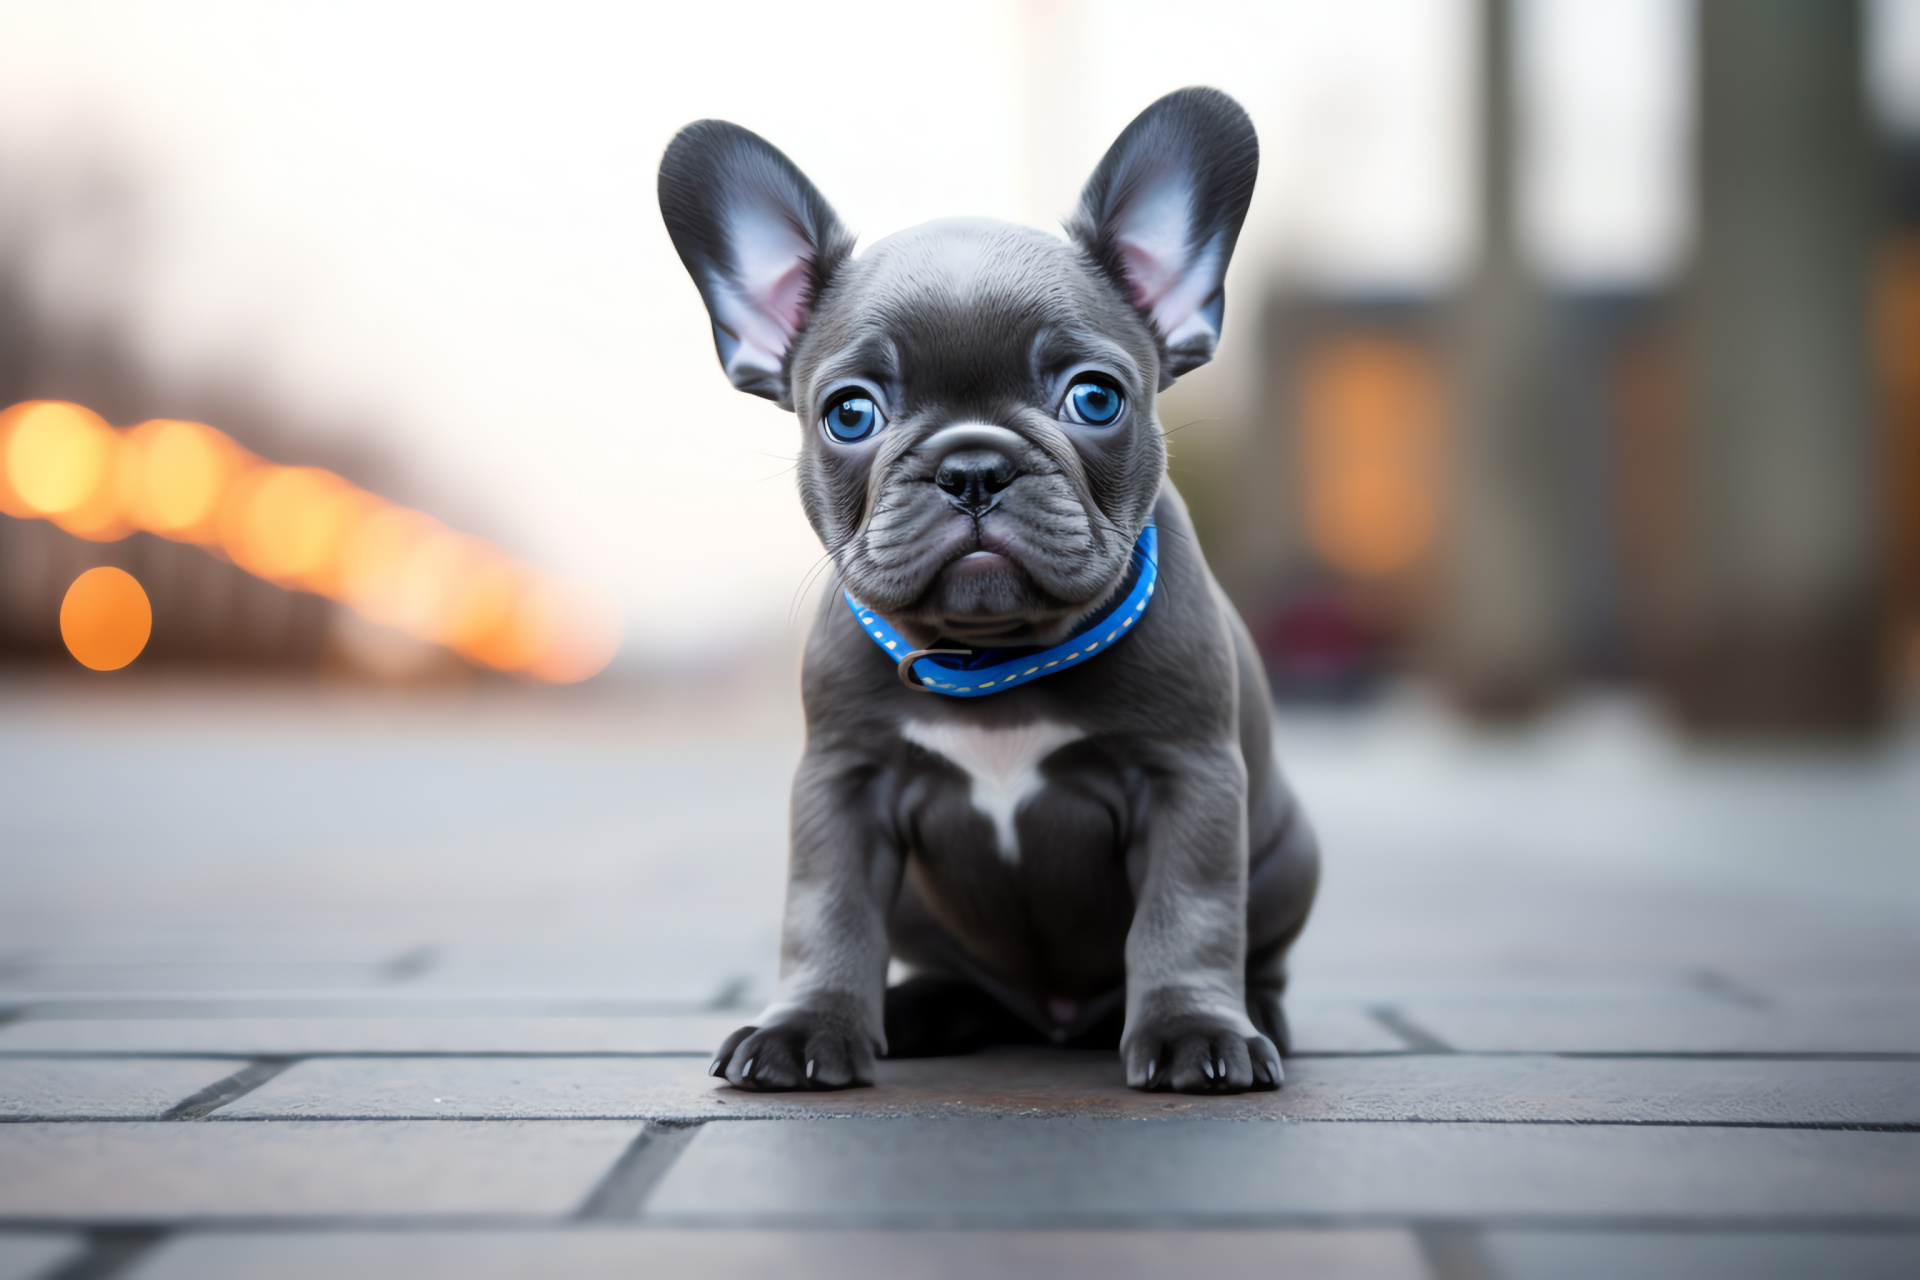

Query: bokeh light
[[222, 465, 359, 587], [5, 398, 620, 682], [3, 401, 128, 540], [116, 419, 244, 542], [59, 566, 153, 671], [1300, 338, 1440, 579]]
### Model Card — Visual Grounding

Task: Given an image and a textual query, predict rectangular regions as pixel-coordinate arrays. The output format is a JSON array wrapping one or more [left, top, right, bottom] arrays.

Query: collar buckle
[[896, 648, 973, 692]]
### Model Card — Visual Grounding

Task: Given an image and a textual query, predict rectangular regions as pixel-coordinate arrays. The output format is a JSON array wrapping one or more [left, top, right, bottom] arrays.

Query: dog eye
[[822, 393, 883, 443], [1064, 380, 1124, 427]]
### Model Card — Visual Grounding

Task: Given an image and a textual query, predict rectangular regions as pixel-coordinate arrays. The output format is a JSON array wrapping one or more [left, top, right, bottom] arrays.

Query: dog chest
[[901, 719, 1085, 864]]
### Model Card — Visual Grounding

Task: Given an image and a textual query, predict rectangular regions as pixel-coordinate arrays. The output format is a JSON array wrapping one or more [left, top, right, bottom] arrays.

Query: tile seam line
[[40, 1226, 165, 1280], [11, 1116, 1914, 1130], [637, 1210, 1920, 1232], [1367, 1006, 1456, 1053], [0, 1059, 714, 1066], [5, 1050, 1915, 1061], [158, 1059, 296, 1121], [0, 1220, 1912, 1235], [3, 998, 734, 1010], [575, 1122, 705, 1221]]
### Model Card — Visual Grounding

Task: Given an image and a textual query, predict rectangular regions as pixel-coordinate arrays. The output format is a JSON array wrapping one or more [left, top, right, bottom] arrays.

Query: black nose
[[934, 448, 1015, 515]]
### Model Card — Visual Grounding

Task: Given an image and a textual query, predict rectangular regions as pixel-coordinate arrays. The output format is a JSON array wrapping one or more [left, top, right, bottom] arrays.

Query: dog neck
[[845, 523, 1158, 698]]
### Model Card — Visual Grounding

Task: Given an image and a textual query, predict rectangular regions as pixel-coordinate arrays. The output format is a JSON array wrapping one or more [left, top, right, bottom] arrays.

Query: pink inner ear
[[712, 203, 818, 387], [731, 204, 815, 335], [1119, 239, 1183, 312], [1111, 174, 1200, 326], [759, 260, 810, 334]]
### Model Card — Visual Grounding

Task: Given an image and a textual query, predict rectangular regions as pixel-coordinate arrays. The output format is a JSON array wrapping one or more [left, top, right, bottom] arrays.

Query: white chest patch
[[903, 719, 1086, 865]]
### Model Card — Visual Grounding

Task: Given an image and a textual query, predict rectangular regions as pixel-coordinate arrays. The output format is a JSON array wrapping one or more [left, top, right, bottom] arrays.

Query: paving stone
[[0, 961, 393, 995], [645, 1120, 1920, 1225], [215, 1048, 1920, 1125], [0, 1008, 1391, 1056], [1283, 1003, 1408, 1054], [409, 945, 771, 1009], [1282, 1055, 1920, 1124], [0, 1058, 242, 1119], [1404, 996, 1920, 1054], [0, 1122, 640, 1220], [0, 1234, 83, 1280], [0, 1016, 742, 1055], [218, 1057, 715, 1120], [1480, 1229, 1920, 1280], [3, 996, 733, 1020], [126, 1227, 1427, 1280]]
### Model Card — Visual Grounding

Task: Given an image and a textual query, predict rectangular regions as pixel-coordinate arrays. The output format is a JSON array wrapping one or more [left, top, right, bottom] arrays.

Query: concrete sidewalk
[[1, 678, 1916, 1278]]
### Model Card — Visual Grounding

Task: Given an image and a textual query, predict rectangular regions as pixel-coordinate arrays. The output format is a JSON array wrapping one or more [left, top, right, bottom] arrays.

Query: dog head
[[659, 89, 1256, 647]]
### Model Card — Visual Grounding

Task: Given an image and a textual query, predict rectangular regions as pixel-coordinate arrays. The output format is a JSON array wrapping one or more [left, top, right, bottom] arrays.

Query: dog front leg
[[713, 746, 901, 1091], [1121, 747, 1282, 1093]]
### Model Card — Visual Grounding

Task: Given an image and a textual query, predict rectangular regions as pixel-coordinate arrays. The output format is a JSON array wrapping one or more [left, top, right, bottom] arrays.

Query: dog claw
[[1145, 1059, 1157, 1083], [805, 1059, 816, 1081], [741, 1057, 754, 1081], [708, 1058, 723, 1078]]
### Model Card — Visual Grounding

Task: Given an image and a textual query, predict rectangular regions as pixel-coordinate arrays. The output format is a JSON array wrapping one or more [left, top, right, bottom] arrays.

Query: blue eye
[[822, 393, 881, 443], [1066, 380, 1123, 426]]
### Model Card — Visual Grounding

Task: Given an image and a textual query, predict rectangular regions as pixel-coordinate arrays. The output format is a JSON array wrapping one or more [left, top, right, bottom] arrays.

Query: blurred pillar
[[1668, 0, 1886, 733], [1435, 0, 1566, 716]]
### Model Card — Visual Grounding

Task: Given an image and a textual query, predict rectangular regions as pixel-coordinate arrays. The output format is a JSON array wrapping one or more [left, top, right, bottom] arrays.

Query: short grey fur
[[658, 88, 1319, 1096]]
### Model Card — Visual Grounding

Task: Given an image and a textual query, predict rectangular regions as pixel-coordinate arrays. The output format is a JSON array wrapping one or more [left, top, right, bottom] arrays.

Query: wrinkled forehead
[[796, 219, 1152, 404]]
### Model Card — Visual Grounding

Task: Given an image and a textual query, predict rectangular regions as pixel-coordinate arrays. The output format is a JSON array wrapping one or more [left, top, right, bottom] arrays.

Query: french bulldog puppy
[[659, 87, 1318, 1094]]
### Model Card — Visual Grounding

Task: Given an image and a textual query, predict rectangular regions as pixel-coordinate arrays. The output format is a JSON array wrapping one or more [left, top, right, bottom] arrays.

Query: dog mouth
[[942, 549, 1015, 580], [842, 465, 1126, 641]]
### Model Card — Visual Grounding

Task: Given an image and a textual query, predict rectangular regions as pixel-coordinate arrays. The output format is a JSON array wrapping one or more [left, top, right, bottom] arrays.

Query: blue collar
[[845, 523, 1158, 697]]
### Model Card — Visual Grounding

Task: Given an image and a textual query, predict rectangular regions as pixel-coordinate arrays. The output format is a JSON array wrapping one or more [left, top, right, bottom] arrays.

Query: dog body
[[660, 90, 1318, 1094]]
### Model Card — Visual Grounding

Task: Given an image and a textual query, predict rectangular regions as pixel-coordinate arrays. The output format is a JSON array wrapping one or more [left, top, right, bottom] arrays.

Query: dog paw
[[1247, 988, 1292, 1056], [1123, 1015, 1282, 1093], [709, 1012, 876, 1092]]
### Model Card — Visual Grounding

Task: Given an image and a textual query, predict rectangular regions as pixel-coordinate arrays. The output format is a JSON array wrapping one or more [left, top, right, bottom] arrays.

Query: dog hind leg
[[882, 974, 1044, 1058]]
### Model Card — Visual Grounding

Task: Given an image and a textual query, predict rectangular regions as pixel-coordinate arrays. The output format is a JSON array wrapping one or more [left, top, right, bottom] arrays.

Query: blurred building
[[0, 152, 611, 683], [1210, 0, 1918, 738], [2, 0, 1913, 728], [0, 166, 359, 670]]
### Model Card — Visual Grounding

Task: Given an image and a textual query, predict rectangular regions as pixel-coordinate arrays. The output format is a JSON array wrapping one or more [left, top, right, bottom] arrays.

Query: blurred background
[[0, 0, 1915, 1122], [1, 0, 1916, 735], [1, 17, 1917, 1266]]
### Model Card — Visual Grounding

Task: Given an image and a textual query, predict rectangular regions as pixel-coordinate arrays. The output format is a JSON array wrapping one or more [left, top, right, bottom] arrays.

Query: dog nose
[[934, 449, 1015, 515]]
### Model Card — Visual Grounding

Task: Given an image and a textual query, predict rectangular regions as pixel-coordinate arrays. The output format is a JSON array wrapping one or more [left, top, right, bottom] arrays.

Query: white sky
[[2, 0, 1846, 661]]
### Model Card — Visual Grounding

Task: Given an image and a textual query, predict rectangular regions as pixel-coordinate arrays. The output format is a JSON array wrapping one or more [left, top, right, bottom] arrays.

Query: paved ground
[[1, 672, 1917, 1278]]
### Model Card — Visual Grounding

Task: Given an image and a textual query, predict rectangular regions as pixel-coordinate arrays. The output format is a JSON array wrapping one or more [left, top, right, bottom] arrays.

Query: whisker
[[788, 535, 855, 630], [788, 553, 836, 628], [1161, 416, 1222, 440]]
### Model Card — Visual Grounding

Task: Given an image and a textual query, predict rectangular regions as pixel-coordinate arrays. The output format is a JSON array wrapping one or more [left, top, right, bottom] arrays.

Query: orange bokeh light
[[336, 502, 435, 627], [0, 404, 32, 518], [222, 465, 362, 588], [4, 402, 126, 540], [518, 580, 623, 684], [440, 558, 524, 657], [60, 566, 153, 671], [1300, 337, 1440, 579], [6, 398, 620, 682], [118, 419, 246, 542]]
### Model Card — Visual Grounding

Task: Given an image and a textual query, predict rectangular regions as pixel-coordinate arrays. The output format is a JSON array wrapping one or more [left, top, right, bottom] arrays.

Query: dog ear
[[1068, 88, 1258, 386], [659, 121, 854, 407]]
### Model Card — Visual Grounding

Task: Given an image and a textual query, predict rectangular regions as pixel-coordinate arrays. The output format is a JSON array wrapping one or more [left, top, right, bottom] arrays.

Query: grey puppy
[[659, 87, 1317, 1094]]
